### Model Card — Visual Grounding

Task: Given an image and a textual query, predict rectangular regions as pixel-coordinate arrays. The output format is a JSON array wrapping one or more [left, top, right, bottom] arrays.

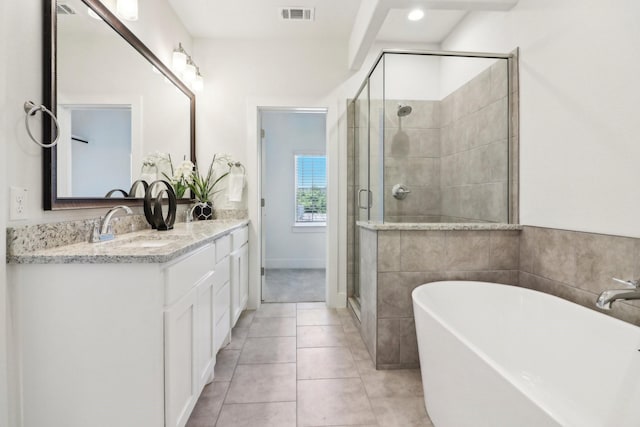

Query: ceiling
[[376, 9, 468, 43], [167, 0, 467, 44], [166, 0, 362, 40]]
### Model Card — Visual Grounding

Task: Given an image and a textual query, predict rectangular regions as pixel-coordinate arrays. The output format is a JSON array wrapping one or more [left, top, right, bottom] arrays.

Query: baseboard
[[265, 258, 326, 269]]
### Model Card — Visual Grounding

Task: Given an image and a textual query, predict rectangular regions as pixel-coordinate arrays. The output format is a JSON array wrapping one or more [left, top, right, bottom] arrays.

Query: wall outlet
[[10, 186, 28, 220]]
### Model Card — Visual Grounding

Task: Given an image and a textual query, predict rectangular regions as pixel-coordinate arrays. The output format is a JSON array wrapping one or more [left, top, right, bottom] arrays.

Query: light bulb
[[192, 74, 204, 92], [407, 9, 424, 21], [116, 0, 138, 21], [172, 50, 187, 74], [183, 63, 196, 83]]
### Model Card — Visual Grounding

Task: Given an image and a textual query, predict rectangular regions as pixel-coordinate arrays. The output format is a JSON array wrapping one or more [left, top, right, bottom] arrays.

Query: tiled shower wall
[[358, 225, 640, 369], [383, 100, 442, 223], [440, 61, 509, 223]]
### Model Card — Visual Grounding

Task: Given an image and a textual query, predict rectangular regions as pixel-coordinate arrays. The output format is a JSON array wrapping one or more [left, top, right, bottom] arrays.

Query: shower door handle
[[358, 189, 368, 210], [358, 189, 373, 209]]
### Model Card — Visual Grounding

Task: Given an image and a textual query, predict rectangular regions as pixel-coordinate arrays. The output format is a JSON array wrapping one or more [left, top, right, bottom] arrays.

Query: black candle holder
[[143, 180, 177, 230]]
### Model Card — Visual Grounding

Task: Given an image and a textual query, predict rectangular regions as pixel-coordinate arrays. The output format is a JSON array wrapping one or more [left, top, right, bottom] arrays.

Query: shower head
[[397, 104, 412, 117]]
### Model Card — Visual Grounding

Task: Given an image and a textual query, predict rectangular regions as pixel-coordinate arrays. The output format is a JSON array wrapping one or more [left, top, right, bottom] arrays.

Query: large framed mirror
[[43, 0, 195, 209]]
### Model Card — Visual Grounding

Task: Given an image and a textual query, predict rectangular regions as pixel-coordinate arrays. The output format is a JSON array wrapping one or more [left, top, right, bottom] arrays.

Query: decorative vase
[[193, 201, 213, 221]]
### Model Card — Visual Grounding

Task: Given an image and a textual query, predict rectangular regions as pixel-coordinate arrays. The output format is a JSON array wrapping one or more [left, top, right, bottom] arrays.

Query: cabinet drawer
[[231, 226, 248, 251], [165, 244, 215, 306], [214, 281, 230, 325], [215, 235, 230, 263]]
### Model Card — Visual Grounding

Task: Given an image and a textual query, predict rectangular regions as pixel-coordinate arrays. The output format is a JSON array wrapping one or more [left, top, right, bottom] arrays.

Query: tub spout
[[596, 278, 640, 310]]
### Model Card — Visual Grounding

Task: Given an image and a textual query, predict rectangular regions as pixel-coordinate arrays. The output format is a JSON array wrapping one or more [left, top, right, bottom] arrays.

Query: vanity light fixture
[[183, 58, 197, 83], [172, 43, 203, 91], [192, 67, 204, 92], [116, 0, 138, 21], [407, 8, 425, 21], [172, 43, 188, 74]]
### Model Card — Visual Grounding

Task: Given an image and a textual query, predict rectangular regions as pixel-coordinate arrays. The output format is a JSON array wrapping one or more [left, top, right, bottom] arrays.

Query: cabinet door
[[196, 274, 215, 388], [239, 243, 249, 310], [230, 250, 242, 327], [165, 287, 198, 427]]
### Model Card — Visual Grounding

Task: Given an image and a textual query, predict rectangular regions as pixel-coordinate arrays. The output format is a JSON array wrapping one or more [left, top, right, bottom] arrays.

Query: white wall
[[0, 0, 10, 423], [442, 0, 640, 238], [263, 111, 327, 269]]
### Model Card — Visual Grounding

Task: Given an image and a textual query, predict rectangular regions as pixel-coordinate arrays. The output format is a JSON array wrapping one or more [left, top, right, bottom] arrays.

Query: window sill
[[292, 223, 326, 233]]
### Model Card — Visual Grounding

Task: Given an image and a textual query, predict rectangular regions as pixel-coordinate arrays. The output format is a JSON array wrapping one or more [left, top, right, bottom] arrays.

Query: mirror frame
[[43, 0, 196, 210]]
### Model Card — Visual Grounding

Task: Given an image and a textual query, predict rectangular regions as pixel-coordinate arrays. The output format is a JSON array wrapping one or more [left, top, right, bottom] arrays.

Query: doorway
[[259, 108, 328, 303]]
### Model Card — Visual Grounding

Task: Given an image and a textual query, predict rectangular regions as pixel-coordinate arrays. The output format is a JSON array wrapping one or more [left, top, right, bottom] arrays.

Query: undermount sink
[[119, 240, 175, 249], [114, 234, 191, 249]]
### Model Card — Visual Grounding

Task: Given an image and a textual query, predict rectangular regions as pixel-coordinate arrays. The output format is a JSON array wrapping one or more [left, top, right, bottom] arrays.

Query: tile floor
[[186, 303, 433, 427], [263, 269, 326, 303]]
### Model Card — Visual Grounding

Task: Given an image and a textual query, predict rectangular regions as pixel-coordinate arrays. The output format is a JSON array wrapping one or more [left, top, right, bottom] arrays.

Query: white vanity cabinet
[[229, 225, 249, 327], [9, 224, 242, 427]]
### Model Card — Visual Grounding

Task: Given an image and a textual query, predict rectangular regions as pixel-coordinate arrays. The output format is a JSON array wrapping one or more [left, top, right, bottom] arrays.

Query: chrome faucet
[[90, 205, 133, 242], [595, 278, 640, 310], [185, 204, 199, 223]]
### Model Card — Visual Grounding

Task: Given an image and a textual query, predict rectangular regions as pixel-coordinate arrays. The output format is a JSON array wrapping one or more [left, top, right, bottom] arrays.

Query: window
[[294, 154, 327, 225]]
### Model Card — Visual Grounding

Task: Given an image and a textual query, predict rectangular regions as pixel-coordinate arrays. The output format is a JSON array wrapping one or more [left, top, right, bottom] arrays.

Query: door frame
[[257, 106, 329, 303]]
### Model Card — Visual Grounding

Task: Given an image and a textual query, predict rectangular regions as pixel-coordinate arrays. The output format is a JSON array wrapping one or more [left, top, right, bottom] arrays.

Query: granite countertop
[[356, 221, 523, 231], [8, 220, 249, 265]]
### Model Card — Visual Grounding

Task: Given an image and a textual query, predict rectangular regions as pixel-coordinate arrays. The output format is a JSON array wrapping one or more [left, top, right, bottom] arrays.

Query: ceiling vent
[[280, 7, 315, 21], [56, 3, 77, 15]]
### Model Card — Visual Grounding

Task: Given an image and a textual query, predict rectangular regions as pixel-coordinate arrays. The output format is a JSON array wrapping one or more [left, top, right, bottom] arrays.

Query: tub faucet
[[90, 205, 133, 242], [595, 278, 640, 310]]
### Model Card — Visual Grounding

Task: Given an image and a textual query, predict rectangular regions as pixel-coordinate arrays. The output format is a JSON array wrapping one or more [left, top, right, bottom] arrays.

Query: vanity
[[8, 220, 249, 427]]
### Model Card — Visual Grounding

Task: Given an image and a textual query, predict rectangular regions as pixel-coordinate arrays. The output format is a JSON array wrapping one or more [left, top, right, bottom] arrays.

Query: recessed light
[[408, 9, 424, 21]]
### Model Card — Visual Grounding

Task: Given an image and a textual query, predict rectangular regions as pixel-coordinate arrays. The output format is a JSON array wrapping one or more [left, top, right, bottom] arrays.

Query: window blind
[[294, 155, 327, 224]]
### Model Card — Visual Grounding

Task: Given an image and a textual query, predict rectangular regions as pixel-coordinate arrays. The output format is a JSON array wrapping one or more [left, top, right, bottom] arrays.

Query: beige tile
[[400, 231, 446, 272], [297, 302, 327, 310], [234, 310, 256, 328], [377, 318, 400, 365], [519, 226, 535, 273], [341, 315, 360, 335], [444, 231, 490, 270], [225, 363, 296, 404], [489, 230, 520, 270], [213, 349, 240, 382], [297, 347, 358, 380], [238, 337, 296, 364], [226, 327, 249, 350], [532, 228, 578, 284], [345, 332, 372, 362], [371, 396, 432, 427], [357, 359, 424, 399], [185, 381, 229, 427], [297, 308, 342, 326], [575, 232, 637, 294], [255, 303, 297, 318], [399, 318, 419, 366], [378, 231, 401, 272], [297, 378, 377, 427], [248, 317, 296, 337], [297, 325, 347, 348], [216, 402, 296, 427]]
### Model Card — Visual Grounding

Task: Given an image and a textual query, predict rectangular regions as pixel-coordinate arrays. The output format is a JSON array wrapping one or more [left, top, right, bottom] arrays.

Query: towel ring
[[24, 101, 60, 148]]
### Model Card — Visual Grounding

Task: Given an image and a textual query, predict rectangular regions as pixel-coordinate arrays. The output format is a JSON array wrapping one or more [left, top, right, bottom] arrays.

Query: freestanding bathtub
[[412, 281, 640, 427]]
